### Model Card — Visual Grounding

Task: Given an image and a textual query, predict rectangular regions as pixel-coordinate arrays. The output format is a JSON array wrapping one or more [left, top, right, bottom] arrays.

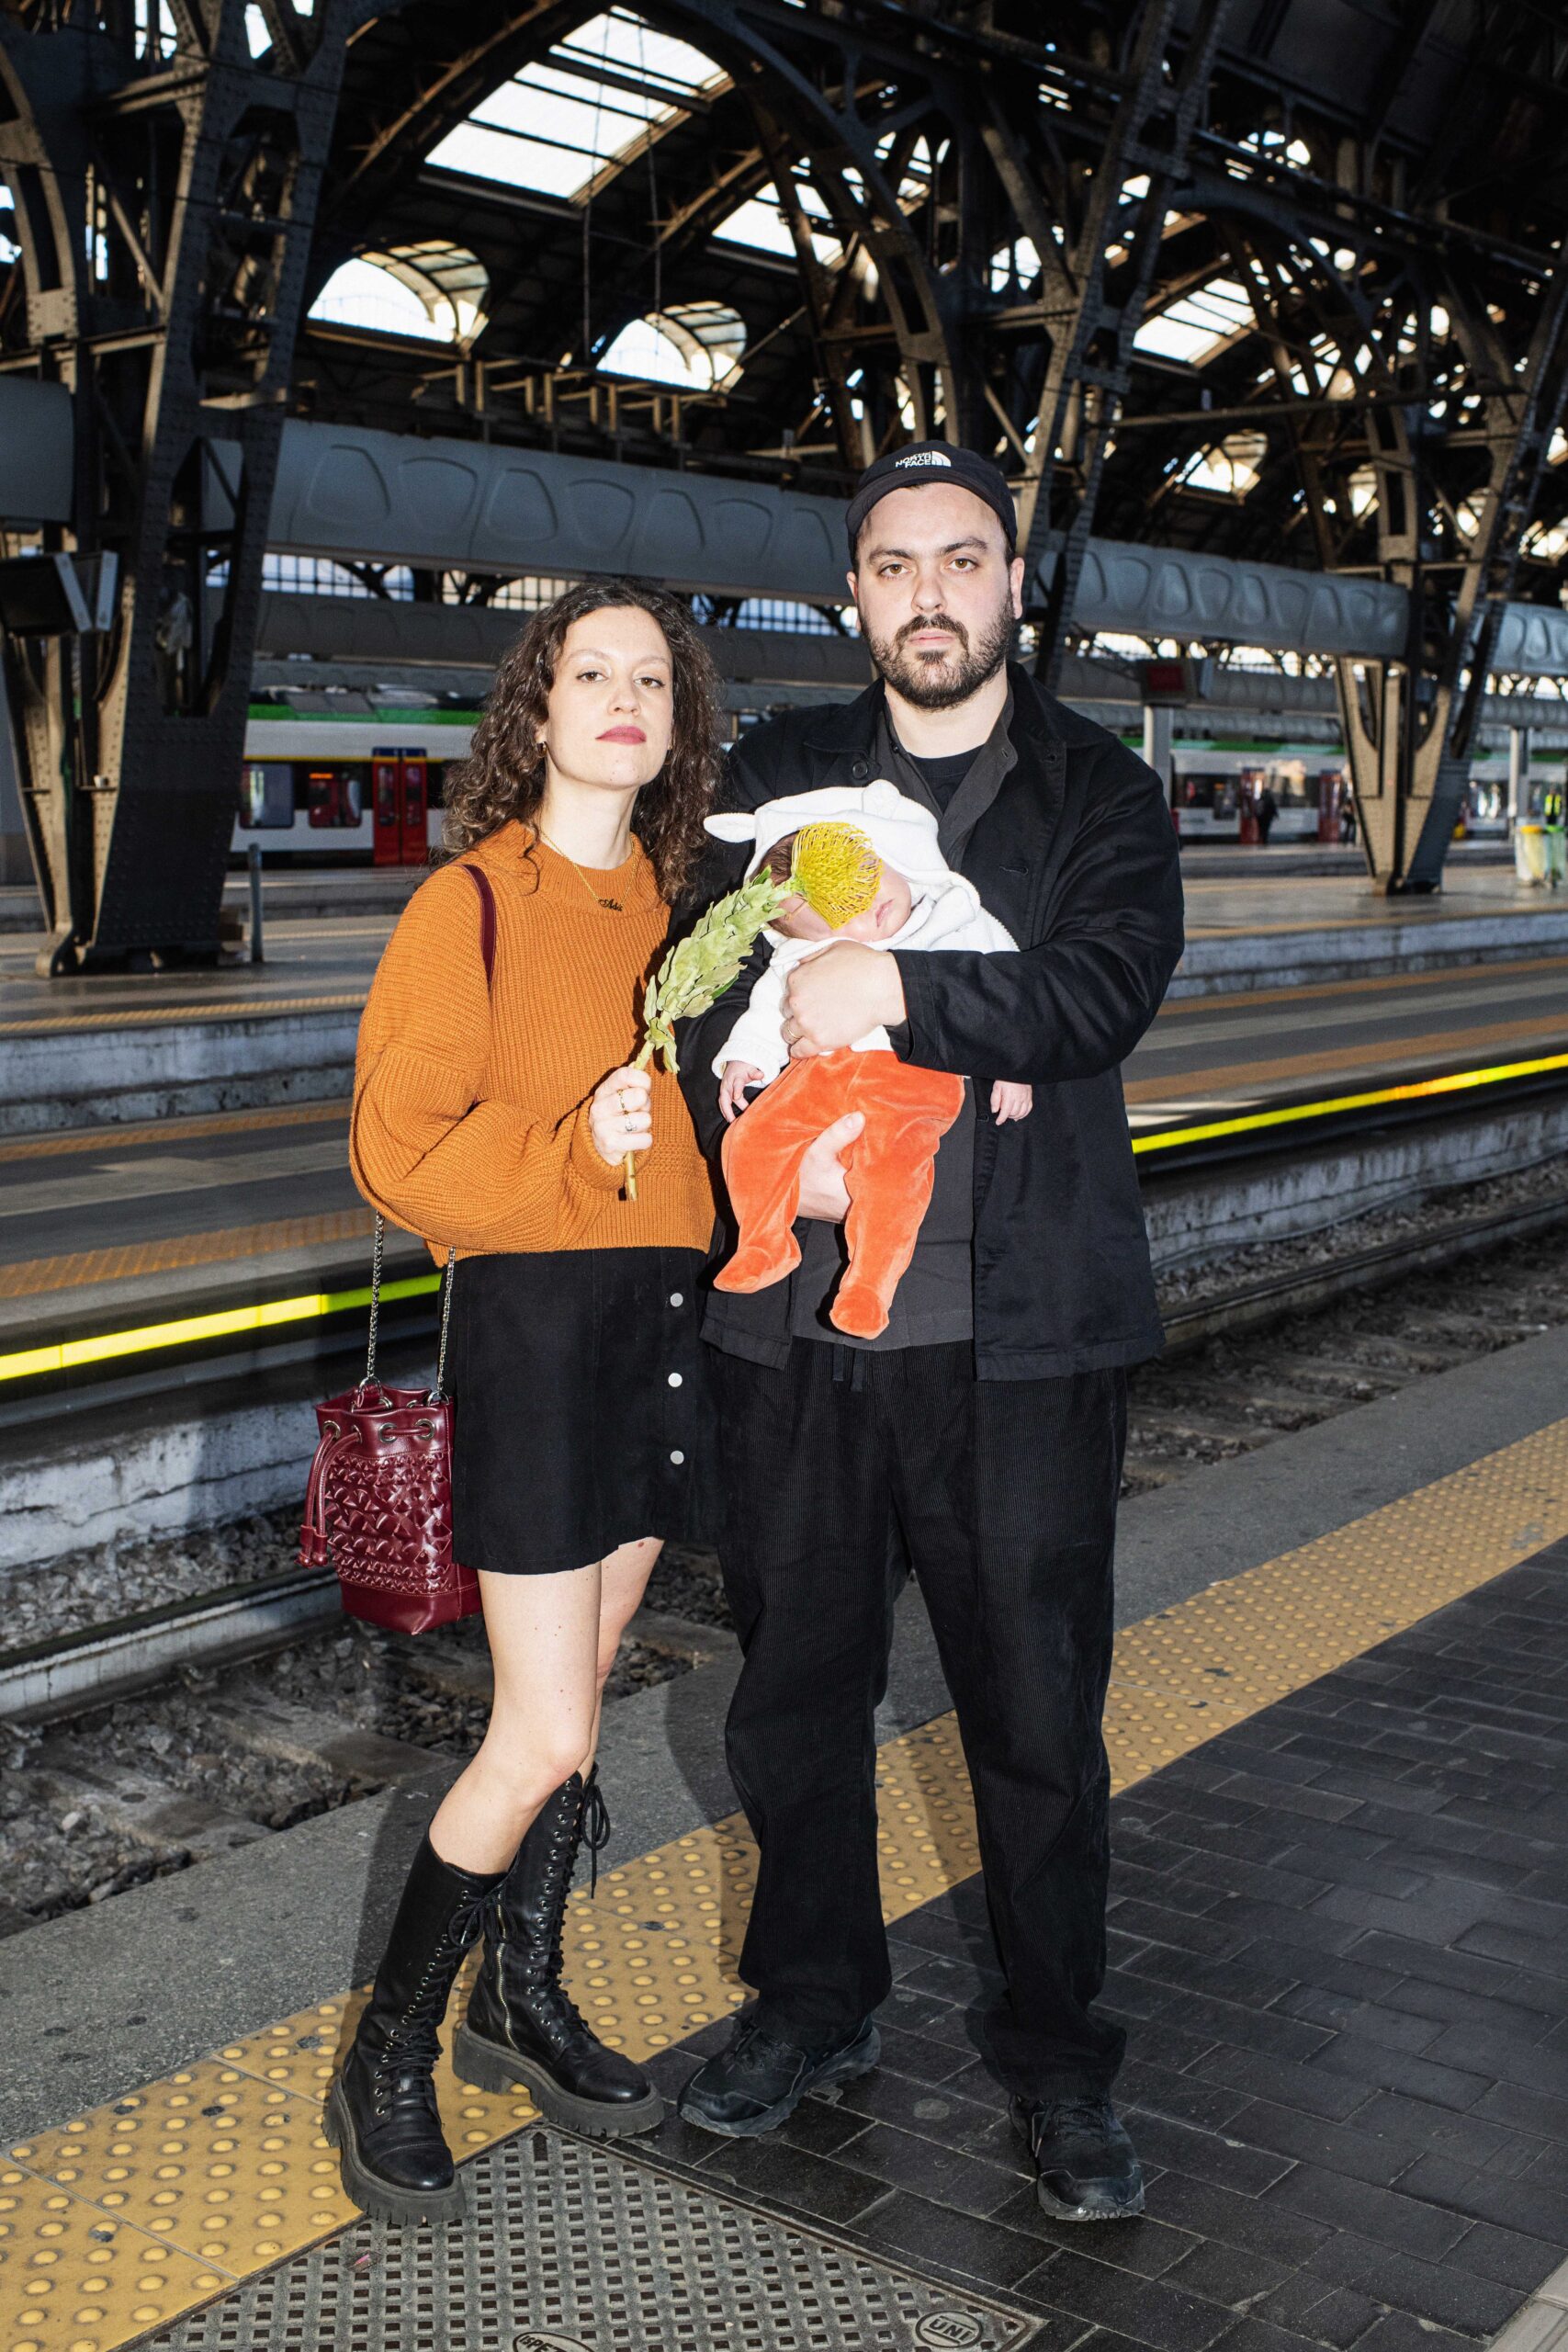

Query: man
[[674, 443, 1184, 2221]]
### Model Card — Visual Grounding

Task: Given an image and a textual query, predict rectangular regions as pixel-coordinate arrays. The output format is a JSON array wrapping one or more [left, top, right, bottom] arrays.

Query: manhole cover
[[142, 2128, 1043, 2349]]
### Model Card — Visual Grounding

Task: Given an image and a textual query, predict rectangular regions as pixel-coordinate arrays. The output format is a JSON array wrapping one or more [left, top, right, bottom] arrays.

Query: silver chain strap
[[364, 1214, 386, 1387], [364, 1214, 457, 1401], [434, 1245, 457, 1400]]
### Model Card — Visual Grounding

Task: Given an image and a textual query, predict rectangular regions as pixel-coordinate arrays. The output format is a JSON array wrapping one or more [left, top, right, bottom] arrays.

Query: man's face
[[848, 483, 1025, 710]]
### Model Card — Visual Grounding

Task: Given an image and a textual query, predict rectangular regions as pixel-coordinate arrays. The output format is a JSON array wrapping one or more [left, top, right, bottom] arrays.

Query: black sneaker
[[1011, 2095, 1145, 2220], [677, 2015, 880, 2138]]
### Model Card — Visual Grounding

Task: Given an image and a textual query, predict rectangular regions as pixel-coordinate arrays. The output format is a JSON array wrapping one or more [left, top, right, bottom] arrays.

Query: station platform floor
[[1179, 861, 1551, 937], [4, 1307, 1568, 2351]]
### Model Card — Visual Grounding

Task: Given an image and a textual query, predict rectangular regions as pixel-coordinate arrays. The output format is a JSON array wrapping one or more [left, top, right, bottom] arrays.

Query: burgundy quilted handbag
[[298, 864, 494, 1634]]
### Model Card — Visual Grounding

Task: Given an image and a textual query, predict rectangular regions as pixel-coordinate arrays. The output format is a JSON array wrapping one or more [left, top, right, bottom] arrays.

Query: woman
[[329, 582, 719, 2223]]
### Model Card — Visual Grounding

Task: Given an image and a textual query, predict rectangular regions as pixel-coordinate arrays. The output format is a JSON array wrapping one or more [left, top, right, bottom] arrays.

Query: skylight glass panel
[[715, 178, 841, 265], [427, 9, 727, 202], [310, 258, 446, 341], [1134, 277, 1253, 364], [552, 11, 724, 102]]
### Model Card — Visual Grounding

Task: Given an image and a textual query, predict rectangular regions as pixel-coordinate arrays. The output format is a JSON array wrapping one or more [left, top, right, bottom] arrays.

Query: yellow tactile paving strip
[[0, 995, 364, 1038], [6, 1417, 1568, 2352], [1147, 950, 1568, 1020], [0, 1103, 349, 1167], [0, 1211, 377, 1301], [1123, 1012, 1568, 1102], [1183, 902, 1566, 937]]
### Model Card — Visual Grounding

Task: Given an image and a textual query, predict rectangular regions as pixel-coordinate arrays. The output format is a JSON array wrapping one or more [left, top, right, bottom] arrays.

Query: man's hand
[[796, 1112, 863, 1222], [782, 943, 908, 1057]]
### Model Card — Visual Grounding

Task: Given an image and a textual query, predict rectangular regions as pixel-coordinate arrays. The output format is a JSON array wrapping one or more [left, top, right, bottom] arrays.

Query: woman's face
[[539, 608, 674, 802]]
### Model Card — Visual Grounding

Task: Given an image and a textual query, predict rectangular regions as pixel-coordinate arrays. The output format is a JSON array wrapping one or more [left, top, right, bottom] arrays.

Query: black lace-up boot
[[1012, 2095, 1145, 2220], [325, 1834, 504, 2224], [454, 1769, 663, 2136]]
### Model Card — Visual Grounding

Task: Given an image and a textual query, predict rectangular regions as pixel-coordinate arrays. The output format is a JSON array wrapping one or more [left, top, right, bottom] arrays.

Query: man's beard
[[863, 597, 1015, 710]]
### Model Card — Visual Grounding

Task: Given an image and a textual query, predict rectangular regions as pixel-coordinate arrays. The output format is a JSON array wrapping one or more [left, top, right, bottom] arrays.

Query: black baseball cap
[[845, 442, 1019, 560]]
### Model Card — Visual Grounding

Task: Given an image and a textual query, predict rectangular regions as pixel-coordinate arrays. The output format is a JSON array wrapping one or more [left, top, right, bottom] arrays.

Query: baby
[[705, 781, 1032, 1341]]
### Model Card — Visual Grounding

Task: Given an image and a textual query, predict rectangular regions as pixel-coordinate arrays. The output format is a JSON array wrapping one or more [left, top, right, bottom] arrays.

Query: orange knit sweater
[[350, 820, 715, 1256]]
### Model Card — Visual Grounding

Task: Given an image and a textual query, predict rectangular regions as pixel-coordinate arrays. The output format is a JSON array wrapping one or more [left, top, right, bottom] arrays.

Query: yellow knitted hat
[[788, 820, 884, 927]]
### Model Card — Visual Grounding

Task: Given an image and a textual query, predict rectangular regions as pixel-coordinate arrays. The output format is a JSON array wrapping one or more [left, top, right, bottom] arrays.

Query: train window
[[238, 763, 294, 829], [306, 767, 366, 827]]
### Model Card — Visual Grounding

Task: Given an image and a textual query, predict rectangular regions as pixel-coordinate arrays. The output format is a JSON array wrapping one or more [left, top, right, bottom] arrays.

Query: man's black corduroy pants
[[712, 1337, 1129, 2100]]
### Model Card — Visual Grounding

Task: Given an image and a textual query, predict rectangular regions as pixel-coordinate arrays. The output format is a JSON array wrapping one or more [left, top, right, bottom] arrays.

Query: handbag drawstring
[[298, 1423, 363, 1566]]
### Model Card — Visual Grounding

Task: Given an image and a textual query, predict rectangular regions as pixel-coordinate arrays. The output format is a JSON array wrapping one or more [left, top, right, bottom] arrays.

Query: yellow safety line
[[1132, 1046, 1568, 1154], [5, 1415, 1567, 2351], [0, 1272, 438, 1385]]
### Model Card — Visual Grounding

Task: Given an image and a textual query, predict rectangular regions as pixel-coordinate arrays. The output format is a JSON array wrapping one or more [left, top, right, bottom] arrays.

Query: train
[[231, 712, 1538, 864]]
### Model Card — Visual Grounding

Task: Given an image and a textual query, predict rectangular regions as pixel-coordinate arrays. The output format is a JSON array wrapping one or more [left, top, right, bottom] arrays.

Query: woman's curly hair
[[442, 580, 721, 902]]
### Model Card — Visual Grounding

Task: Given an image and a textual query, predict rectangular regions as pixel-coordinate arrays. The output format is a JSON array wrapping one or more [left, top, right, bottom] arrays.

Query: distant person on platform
[[1257, 783, 1279, 843], [673, 443, 1185, 2222]]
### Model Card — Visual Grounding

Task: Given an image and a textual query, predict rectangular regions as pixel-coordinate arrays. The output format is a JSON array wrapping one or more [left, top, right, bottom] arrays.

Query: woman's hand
[[589, 1065, 653, 1168], [719, 1060, 766, 1123]]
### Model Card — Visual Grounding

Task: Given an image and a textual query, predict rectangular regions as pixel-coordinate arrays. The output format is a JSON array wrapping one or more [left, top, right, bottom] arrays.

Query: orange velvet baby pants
[[716, 1047, 966, 1341]]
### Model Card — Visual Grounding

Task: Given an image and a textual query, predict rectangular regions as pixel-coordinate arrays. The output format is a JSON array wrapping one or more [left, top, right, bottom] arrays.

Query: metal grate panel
[[140, 2130, 1043, 2352]]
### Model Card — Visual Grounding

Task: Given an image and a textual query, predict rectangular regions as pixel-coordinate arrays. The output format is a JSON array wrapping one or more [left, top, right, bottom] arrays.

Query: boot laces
[[378, 1886, 491, 2097], [581, 1769, 611, 1898]]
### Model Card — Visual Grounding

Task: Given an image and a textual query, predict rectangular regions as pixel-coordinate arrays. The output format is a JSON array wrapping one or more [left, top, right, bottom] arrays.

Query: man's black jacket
[[677, 662, 1185, 1380]]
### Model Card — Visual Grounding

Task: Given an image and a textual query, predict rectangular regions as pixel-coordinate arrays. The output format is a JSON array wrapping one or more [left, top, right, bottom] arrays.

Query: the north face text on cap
[[895, 450, 953, 469]]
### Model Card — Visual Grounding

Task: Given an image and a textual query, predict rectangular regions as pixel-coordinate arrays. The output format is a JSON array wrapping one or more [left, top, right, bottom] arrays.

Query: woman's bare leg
[[428, 1566, 605, 1873], [426, 1538, 664, 1874], [581, 1536, 662, 1777]]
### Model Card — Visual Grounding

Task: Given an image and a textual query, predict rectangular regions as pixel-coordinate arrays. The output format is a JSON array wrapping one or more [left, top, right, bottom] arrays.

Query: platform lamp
[[0, 551, 118, 964]]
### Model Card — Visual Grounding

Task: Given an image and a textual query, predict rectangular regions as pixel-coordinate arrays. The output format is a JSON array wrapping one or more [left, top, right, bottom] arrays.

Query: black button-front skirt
[[448, 1247, 711, 1576]]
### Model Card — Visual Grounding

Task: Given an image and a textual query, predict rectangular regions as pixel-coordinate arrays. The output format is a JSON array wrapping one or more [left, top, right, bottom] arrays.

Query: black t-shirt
[[905, 746, 978, 812]]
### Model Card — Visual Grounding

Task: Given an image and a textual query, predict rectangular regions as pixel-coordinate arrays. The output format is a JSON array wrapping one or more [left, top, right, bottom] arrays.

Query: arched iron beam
[[0, 0, 374, 971], [631, 1, 966, 450], [1213, 203, 1568, 889], [321, 1, 963, 459], [979, 0, 1237, 686]]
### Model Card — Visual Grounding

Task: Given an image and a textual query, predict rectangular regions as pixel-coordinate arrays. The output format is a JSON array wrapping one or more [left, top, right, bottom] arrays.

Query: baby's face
[[773, 862, 914, 943]]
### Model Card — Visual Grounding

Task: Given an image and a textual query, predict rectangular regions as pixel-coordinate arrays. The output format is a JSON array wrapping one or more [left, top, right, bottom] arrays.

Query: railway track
[[5, 1192, 1568, 1936]]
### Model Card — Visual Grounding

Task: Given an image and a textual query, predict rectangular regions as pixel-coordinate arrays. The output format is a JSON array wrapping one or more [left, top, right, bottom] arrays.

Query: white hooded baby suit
[[705, 780, 1017, 1083]]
